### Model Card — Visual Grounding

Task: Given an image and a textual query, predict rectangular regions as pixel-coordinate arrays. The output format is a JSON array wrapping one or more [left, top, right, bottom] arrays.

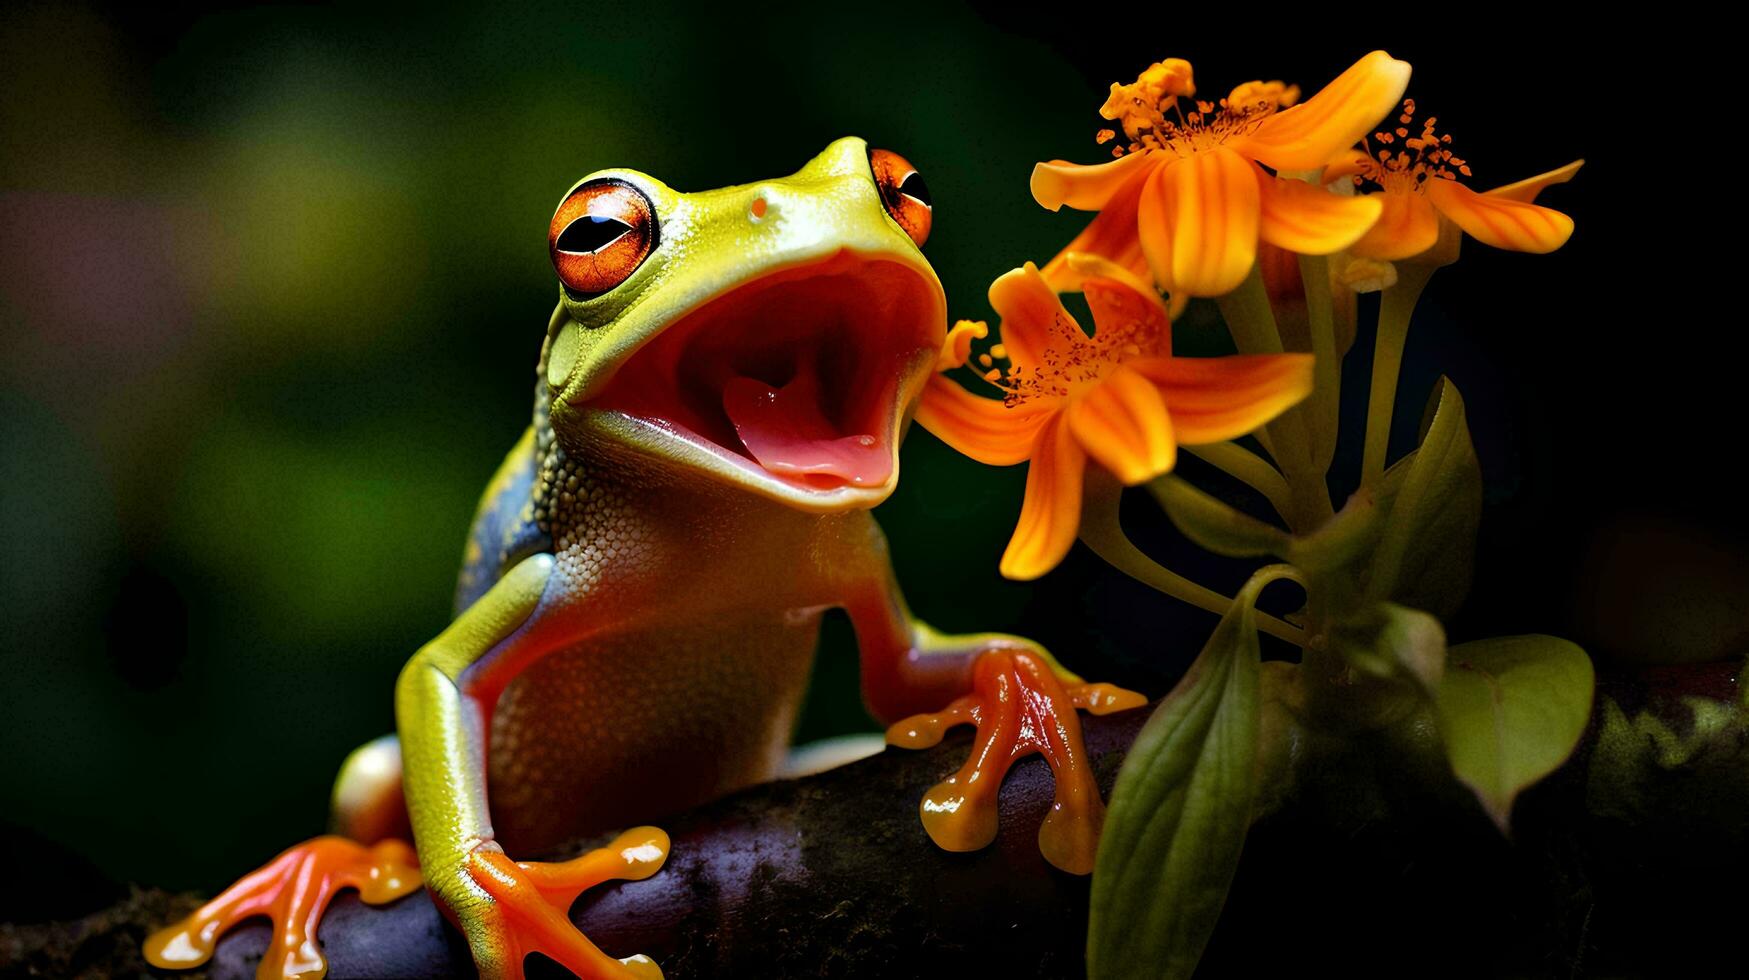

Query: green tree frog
[[145, 137, 1142, 980]]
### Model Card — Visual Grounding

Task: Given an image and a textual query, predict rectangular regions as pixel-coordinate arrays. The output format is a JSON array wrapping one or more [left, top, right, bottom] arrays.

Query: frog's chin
[[581, 251, 943, 512]]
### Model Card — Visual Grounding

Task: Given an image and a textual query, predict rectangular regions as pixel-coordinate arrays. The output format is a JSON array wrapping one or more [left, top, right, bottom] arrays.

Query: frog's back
[[454, 387, 555, 614]]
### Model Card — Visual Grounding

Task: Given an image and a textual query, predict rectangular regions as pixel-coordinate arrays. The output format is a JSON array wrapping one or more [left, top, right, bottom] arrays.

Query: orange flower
[[919, 255, 1313, 580], [1031, 52, 1411, 298], [1336, 99, 1580, 260]]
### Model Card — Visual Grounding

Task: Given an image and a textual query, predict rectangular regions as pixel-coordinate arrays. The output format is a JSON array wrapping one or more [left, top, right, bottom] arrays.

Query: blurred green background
[[0, 0, 1738, 918]]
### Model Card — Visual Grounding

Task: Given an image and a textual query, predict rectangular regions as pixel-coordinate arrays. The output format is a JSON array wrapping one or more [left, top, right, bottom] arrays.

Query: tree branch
[[4, 662, 1743, 978]]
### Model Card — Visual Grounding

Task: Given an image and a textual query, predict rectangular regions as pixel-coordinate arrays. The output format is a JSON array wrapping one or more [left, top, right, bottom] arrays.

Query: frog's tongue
[[722, 371, 892, 488]]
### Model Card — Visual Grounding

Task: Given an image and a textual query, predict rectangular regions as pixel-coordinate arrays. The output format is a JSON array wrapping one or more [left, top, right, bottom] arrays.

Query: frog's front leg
[[397, 554, 667, 980], [838, 519, 1144, 875]]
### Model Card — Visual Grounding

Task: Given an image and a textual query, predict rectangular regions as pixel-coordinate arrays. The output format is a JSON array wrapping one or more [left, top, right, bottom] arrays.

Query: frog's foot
[[460, 826, 670, 980], [886, 649, 1144, 874], [143, 836, 419, 979]]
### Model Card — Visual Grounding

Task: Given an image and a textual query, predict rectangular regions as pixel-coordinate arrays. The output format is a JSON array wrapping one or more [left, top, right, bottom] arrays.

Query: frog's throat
[[580, 250, 942, 510]]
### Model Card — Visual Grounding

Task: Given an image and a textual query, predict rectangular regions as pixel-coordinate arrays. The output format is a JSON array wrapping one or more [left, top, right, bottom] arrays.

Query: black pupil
[[899, 171, 931, 208], [557, 214, 632, 254]]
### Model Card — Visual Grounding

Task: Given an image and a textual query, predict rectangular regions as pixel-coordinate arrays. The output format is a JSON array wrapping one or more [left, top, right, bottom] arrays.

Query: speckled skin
[[360, 138, 1054, 977], [466, 405, 900, 854]]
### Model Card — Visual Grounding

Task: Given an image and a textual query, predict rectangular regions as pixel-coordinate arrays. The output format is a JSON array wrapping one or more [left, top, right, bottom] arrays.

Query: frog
[[144, 137, 1143, 980]]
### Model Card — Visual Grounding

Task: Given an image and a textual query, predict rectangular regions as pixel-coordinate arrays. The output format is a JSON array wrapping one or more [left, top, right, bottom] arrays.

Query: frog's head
[[540, 136, 946, 513]]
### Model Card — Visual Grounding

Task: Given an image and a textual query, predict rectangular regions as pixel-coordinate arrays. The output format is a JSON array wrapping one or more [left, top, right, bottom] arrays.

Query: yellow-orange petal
[[1132, 353, 1314, 444], [1065, 365, 1176, 485], [1239, 51, 1412, 172], [915, 374, 1056, 466], [1424, 177, 1574, 253], [1044, 177, 1153, 292], [1152, 147, 1261, 297], [1030, 151, 1158, 212], [1483, 159, 1584, 204], [1068, 252, 1172, 349], [988, 262, 1080, 369], [1135, 164, 1175, 294], [937, 319, 989, 371], [1257, 171, 1383, 255], [999, 415, 1087, 581], [1348, 187, 1441, 261]]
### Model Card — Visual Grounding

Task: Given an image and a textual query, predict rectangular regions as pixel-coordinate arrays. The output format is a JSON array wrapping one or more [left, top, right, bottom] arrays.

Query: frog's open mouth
[[587, 252, 942, 497]]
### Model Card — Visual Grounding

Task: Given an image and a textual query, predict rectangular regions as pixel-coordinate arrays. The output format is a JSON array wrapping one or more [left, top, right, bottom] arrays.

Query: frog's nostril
[[749, 196, 768, 221]]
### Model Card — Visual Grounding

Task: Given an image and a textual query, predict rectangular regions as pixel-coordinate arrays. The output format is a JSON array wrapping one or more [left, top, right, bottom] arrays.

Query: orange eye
[[548, 180, 656, 298], [870, 148, 932, 248]]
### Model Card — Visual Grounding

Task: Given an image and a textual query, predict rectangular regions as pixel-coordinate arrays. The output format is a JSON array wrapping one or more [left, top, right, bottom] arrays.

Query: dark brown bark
[[3, 662, 1743, 979]]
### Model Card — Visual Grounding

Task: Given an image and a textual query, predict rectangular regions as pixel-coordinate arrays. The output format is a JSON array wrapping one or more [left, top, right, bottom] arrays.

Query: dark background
[[2, 0, 1740, 921]]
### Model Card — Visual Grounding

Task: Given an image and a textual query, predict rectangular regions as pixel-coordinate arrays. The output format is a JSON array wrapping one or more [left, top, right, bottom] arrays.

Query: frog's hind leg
[[142, 736, 422, 979], [142, 837, 419, 978], [330, 733, 413, 843]]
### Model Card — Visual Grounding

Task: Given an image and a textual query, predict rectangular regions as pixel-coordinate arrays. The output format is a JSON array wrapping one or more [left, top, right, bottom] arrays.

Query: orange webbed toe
[[143, 837, 420, 980], [460, 827, 670, 980], [887, 649, 1144, 874]]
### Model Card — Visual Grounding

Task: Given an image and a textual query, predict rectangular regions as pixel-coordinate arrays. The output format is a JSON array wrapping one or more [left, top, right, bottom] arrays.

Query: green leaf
[[1288, 486, 1382, 579], [1088, 566, 1295, 980], [1329, 601, 1447, 699], [1435, 634, 1595, 832], [1149, 475, 1291, 559], [1367, 377, 1482, 620]]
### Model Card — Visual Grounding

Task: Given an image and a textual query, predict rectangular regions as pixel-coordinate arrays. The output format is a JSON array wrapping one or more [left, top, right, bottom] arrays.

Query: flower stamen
[[1097, 58, 1301, 160], [964, 303, 1168, 410], [1353, 99, 1472, 194]]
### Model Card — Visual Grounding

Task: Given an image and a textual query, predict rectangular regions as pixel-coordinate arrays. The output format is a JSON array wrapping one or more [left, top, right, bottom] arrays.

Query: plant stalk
[[1185, 442, 1294, 524], [1297, 252, 1340, 476], [1216, 264, 1334, 534], [1080, 473, 1306, 647], [1360, 263, 1437, 485]]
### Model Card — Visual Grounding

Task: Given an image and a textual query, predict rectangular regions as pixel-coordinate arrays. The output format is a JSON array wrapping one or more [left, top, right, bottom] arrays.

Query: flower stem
[[1297, 253, 1340, 475], [1360, 263, 1437, 485], [1216, 264, 1333, 534], [1080, 473, 1306, 647], [1185, 442, 1294, 524], [1215, 262, 1284, 355]]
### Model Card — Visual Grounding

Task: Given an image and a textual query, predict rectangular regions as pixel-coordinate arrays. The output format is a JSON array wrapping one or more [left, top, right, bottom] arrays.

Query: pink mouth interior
[[589, 255, 938, 492], [722, 374, 889, 484]]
